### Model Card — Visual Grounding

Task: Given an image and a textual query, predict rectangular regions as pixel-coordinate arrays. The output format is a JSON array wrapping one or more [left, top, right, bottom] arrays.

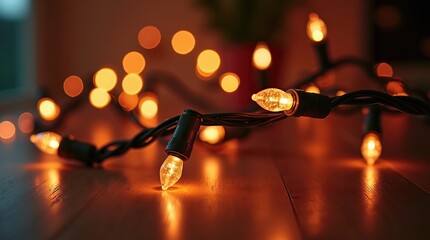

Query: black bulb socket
[[165, 109, 202, 161], [364, 106, 381, 134], [58, 136, 97, 166], [285, 89, 331, 119]]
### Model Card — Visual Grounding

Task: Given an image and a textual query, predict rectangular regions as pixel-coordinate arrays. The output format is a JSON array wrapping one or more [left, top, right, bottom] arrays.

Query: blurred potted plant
[[197, 0, 292, 43], [196, 0, 294, 109]]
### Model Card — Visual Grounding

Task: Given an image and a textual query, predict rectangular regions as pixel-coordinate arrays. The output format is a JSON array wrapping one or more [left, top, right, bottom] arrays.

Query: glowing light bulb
[[37, 98, 60, 121], [252, 42, 272, 70], [252, 88, 294, 112], [160, 155, 184, 190], [361, 133, 382, 165], [305, 84, 320, 94], [199, 126, 225, 144], [307, 13, 327, 42], [219, 72, 240, 93], [30, 131, 62, 155], [196, 49, 221, 77]]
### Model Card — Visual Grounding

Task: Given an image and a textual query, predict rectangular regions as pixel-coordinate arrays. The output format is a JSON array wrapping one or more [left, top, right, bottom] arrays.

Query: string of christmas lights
[[31, 89, 430, 190], [12, 12, 429, 191]]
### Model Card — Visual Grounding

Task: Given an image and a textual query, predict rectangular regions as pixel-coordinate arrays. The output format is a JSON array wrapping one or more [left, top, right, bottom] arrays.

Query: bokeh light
[[196, 49, 221, 77], [219, 72, 240, 93], [94, 68, 117, 91], [37, 98, 60, 121], [336, 90, 346, 96], [89, 88, 111, 109], [139, 92, 158, 119], [171, 30, 195, 55], [199, 126, 225, 144], [63, 75, 84, 97], [122, 51, 146, 74], [118, 92, 139, 111], [122, 74, 143, 95], [252, 43, 272, 70], [375, 62, 393, 77], [18, 112, 34, 133], [307, 13, 327, 42], [0, 120, 16, 140], [305, 84, 320, 94], [138, 25, 161, 49], [386, 81, 407, 96]]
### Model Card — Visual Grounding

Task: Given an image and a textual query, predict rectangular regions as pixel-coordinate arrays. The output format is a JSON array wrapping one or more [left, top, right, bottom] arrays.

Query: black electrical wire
[[87, 90, 430, 163]]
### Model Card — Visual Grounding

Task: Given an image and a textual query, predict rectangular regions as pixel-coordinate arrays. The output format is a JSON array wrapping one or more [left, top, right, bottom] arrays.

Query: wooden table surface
[[1, 104, 429, 240]]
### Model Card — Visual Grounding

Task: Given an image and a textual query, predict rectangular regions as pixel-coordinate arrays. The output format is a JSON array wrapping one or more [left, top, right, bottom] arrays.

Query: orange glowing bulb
[[139, 93, 158, 119], [305, 84, 320, 94], [138, 25, 161, 49], [336, 90, 346, 96], [196, 49, 221, 77], [94, 68, 117, 91], [307, 13, 327, 42], [118, 92, 139, 111], [252, 42, 272, 70], [386, 81, 408, 96], [252, 88, 295, 112], [30, 131, 62, 155], [37, 98, 60, 121], [199, 126, 225, 144], [122, 51, 146, 74], [219, 72, 240, 93], [89, 88, 111, 109], [0, 120, 16, 140], [63, 75, 84, 97], [361, 133, 382, 165], [375, 62, 393, 77], [160, 155, 184, 190], [171, 30, 196, 55], [18, 112, 34, 133], [122, 73, 143, 95]]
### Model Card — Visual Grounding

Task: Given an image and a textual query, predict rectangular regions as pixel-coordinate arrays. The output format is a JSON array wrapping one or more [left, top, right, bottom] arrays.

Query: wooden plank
[[270, 115, 430, 239], [56, 142, 302, 239], [1, 105, 302, 239]]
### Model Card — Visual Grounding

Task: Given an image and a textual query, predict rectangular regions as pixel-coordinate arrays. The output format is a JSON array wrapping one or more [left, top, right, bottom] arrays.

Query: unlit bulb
[[160, 155, 184, 190], [361, 133, 382, 165], [252, 88, 294, 112], [30, 131, 62, 155]]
